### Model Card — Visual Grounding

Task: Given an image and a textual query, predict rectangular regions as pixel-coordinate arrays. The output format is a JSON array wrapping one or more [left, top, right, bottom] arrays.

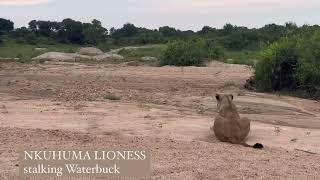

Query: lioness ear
[[215, 94, 220, 101], [230, 94, 234, 100]]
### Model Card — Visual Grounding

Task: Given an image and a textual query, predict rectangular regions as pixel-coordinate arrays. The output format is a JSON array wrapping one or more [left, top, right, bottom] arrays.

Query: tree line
[[1, 17, 320, 50]]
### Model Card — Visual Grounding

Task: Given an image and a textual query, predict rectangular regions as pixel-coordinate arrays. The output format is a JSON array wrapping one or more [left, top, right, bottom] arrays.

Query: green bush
[[160, 39, 205, 66], [297, 32, 320, 87], [255, 32, 320, 94], [97, 39, 115, 52], [160, 38, 224, 66], [254, 37, 299, 90], [205, 39, 225, 59]]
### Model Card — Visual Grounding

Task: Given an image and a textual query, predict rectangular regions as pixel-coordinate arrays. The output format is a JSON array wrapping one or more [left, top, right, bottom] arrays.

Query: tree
[[109, 27, 115, 36], [0, 31, 3, 44], [11, 27, 37, 44], [28, 20, 60, 37], [199, 26, 214, 34], [83, 19, 108, 45], [221, 23, 235, 35], [285, 22, 299, 36], [28, 20, 37, 31], [112, 23, 139, 38], [36, 21, 52, 36], [259, 23, 286, 43], [225, 30, 260, 50], [159, 26, 177, 37], [57, 18, 84, 44], [136, 30, 164, 44], [0, 18, 14, 32]]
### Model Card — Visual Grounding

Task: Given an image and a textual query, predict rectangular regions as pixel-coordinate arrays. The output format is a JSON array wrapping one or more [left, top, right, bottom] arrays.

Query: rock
[[124, 61, 141, 66], [93, 53, 124, 61], [32, 52, 91, 62], [78, 47, 104, 56], [111, 54, 124, 60], [109, 47, 141, 54], [0, 57, 20, 61], [93, 53, 112, 61], [141, 56, 158, 61]]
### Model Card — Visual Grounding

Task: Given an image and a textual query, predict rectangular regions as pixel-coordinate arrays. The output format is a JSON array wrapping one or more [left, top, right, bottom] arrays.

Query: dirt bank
[[0, 61, 320, 179]]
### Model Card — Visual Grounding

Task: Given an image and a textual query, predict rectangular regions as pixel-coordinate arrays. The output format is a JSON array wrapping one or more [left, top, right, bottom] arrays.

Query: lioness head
[[215, 93, 234, 111]]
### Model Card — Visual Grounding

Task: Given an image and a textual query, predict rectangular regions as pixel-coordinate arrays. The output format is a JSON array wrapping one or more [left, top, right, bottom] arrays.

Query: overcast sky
[[0, 0, 319, 31]]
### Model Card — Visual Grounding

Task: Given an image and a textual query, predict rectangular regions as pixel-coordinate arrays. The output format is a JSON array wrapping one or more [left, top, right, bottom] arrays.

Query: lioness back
[[212, 93, 250, 144]]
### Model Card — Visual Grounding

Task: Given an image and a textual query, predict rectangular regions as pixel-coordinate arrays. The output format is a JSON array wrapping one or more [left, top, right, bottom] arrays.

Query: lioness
[[212, 93, 263, 148]]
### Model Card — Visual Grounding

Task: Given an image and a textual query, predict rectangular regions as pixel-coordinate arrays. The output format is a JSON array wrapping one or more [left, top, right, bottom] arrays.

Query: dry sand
[[0, 61, 320, 179]]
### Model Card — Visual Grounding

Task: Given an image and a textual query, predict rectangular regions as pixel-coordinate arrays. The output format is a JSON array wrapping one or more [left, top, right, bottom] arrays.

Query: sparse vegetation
[[237, 90, 246, 96], [0, 36, 79, 61], [223, 50, 258, 66], [290, 138, 298, 142], [223, 81, 237, 88], [118, 44, 166, 59], [196, 104, 208, 115], [306, 132, 311, 136], [104, 93, 121, 101], [274, 126, 281, 135]]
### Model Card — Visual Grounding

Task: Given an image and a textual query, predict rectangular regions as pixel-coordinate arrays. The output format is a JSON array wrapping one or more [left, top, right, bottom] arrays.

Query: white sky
[[0, 0, 319, 30]]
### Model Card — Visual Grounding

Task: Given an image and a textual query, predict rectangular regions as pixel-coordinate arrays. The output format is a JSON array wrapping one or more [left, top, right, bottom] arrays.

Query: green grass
[[0, 37, 80, 61], [118, 44, 167, 59], [223, 50, 259, 66], [0, 37, 166, 64], [117, 43, 260, 66], [0, 38, 259, 67]]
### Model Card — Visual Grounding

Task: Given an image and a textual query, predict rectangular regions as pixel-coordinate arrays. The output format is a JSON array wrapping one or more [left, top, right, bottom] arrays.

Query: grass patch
[[118, 44, 167, 59], [223, 50, 258, 66], [104, 93, 121, 101], [0, 37, 80, 61]]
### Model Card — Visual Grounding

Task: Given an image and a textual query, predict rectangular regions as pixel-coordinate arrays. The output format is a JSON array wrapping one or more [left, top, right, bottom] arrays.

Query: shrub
[[254, 31, 320, 97], [224, 31, 260, 50], [104, 93, 121, 101], [118, 49, 138, 58], [118, 45, 166, 60], [205, 39, 225, 59], [297, 32, 320, 87], [160, 39, 205, 66], [97, 40, 114, 52], [254, 37, 299, 90], [160, 38, 224, 66]]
